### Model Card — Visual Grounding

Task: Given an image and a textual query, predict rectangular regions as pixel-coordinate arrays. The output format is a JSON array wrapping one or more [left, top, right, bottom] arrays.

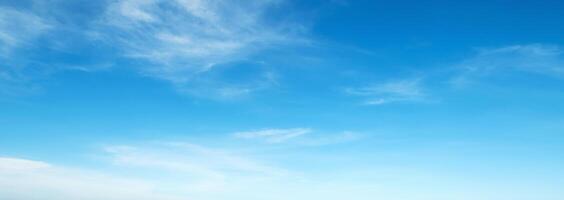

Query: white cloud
[[0, 155, 376, 200], [0, 137, 388, 200], [0, 157, 50, 171], [93, 0, 305, 96], [0, 7, 51, 55], [345, 78, 427, 105], [1, 138, 370, 200], [0, 4, 105, 96], [234, 128, 312, 143], [112, 0, 158, 23], [452, 44, 564, 86], [0, 142, 292, 200], [233, 128, 363, 146], [343, 44, 564, 104], [0, 157, 178, 200], [173, 70, 279, 99], [0, 6, 51, 95], [104, 142, 287, 177], [0, 0, 308, 98], [2, 136, 556, 200], [297, 131, 363, 146]]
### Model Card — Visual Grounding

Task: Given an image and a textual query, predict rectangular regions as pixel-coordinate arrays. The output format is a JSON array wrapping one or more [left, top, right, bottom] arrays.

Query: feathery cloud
[[0, 0, 308, 98], [234, 128, 312, 143], [94, 0, 305, 97], [345, 78, 427, 105], [0, 157, 177, 200], [104, 142, 287, 177], [0, 7, 51, 55], [452, 44, 564, 86], [0, 157, 50, 171], [0, 141, 290, 200], [233, 128, 363, 146], [296, 131, 363, 146]]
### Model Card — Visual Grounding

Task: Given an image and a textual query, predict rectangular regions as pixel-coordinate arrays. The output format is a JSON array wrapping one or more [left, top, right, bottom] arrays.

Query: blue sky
[[1, 0, 564, 199]]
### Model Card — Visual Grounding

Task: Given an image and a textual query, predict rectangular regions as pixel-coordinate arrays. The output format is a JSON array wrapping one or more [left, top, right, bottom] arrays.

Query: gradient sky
[[1, 0, 564, 200]]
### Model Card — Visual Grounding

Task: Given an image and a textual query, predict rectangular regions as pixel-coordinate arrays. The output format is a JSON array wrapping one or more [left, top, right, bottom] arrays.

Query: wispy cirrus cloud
[[0, 128, 365, 200], [0, 6, 52, 95], [0, 157, 177, 200], [345, 78, 428, 105], [0, 157, 50, 171], [104, 142, 287, 177], [296, 131, 363, 146], [0, 2, 109, 96], [3, 136, 539, 200], [452, 44, 564, 86], [0, 0, 310, 98], [100, 0, 295, 71], [0, 141, 291, 200], [93, 0, 307, 97], [234, 128, 313, 143], [233, 128, 363, 146], [342, 44, 564, 106], [0, 134, 363, 200], [0, 7, 51, 55]]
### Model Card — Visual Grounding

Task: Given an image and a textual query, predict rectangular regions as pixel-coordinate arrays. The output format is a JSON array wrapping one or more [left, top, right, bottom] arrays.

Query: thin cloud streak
[[234, 128, 313, 143], [0, 157, 174, 200], [345, 78, 428, 105], [0, 7, 51, 55], [342, 44, 564, 106], [0, 0, 310, 98], [95, 0, 307, 96], [452, 44, 564, 86], [0, 141, 294, 200], [0, 137, 369, 200]]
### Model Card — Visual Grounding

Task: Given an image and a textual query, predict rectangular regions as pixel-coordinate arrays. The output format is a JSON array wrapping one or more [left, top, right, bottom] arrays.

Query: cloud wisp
[[345, 78, 428, 105], [93, 0, 306, 97], [104, 142, 288, 177], [2, 128, 556, 200], [0, 132, 362, 200], [233, 128, 313, 143], [0, 6, 52, 96], [0, 0, 309, 98], [296, 131, 363, 146], [0, 141, 292, 200], [0, 157, 175, 200], [99, 0, 300, 75], [233, 128, 363, 146], [342, 44, 564, 106], [0, 7, 51, 56], [0, 157, 50, 171], [452, 44, 564, 86]]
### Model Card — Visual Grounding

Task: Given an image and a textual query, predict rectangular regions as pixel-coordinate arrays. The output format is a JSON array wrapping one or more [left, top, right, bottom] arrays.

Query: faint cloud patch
[[297, 131, 363, 146], [0, 156, 177, 200], [233, 128, 312, 144], [171, 69, 280, 100], [0, 157, 50, 171], [345, 78, 428, 105], [0, 7, 51, 56], [0, 3, 112, 96], [0, 6, 51, 95], [104, 142, 287, 177], [93, 0, 308, 98], [233, 128, 363, 146], [0, 0, 310, 98], [452, 44, 564, 86]]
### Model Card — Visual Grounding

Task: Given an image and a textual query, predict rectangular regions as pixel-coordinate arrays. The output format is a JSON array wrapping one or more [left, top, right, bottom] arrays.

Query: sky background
[[1, 0, 564, 200]]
